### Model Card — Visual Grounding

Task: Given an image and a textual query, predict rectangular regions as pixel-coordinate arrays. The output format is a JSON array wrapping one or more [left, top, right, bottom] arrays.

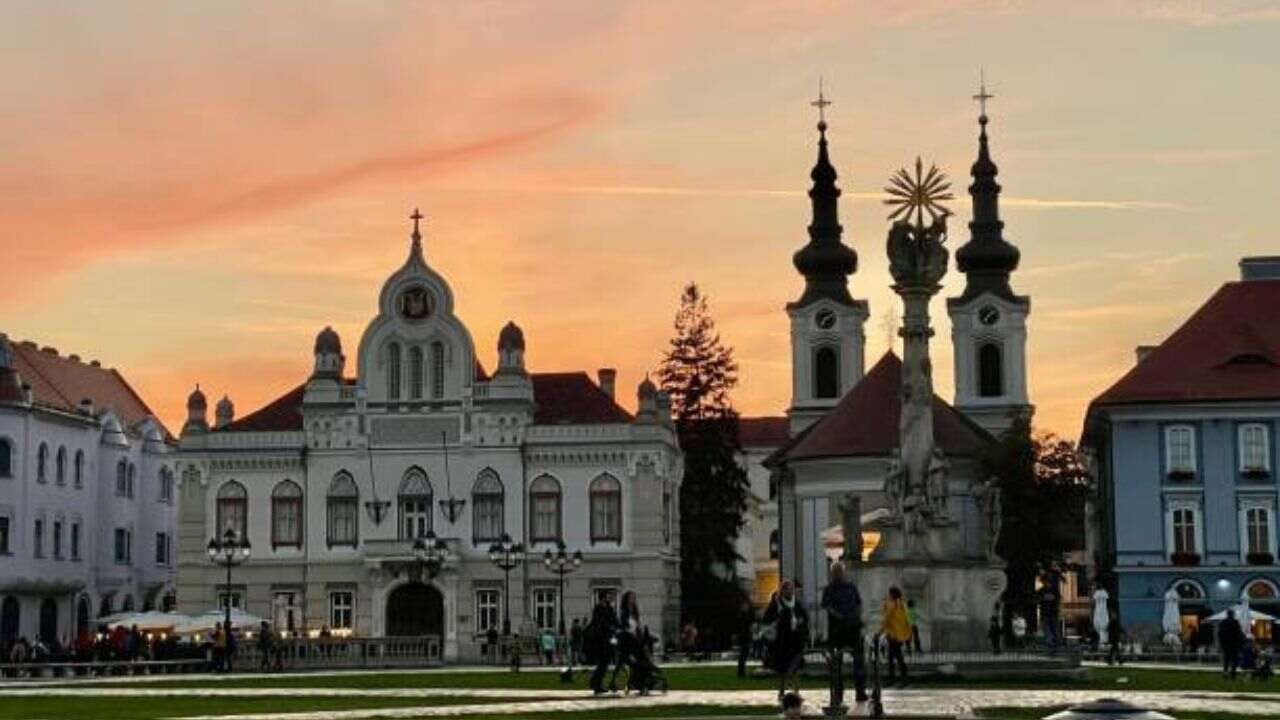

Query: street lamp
[[206, 528, 251, 644], [488, 533, 525, 636], [413, 531, 450, 579], [543, 541, 582, 681]]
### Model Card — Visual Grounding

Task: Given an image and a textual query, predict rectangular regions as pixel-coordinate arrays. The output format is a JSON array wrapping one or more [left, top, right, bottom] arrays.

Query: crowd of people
[[1, 624, 199, 675]]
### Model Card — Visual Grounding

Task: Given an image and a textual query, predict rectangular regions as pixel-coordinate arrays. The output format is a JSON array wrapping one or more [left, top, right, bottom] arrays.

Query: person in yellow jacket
[[880, 586, 911, 685]]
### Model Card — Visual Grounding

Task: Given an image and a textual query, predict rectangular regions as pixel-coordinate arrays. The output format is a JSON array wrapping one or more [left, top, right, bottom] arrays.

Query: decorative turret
[[312, 325, 345, 379], [954, 81, 1021, 304], [635, 375, 658, 423], [496, 321, 527, 374], [215, 394, 235, 429], [182, 384, 208, 435], [0, 333, 24, 404], [791, 100, 858, 308]]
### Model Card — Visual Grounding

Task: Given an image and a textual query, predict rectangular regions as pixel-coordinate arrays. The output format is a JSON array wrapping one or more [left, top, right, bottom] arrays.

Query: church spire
[[955, 74, 1020, 303], [792, 80, 857, 307], [408, 207, 425, 263]]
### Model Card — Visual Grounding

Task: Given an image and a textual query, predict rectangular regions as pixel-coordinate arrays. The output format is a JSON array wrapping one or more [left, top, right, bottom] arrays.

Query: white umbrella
[[1092, 588, 1110, 644], [1205, 606, 1276, 623], [1239, 590, 1254, 638], [175, 609, 266, 635], [100, 611, 189, 631], [1161, 588, 1182, 646]]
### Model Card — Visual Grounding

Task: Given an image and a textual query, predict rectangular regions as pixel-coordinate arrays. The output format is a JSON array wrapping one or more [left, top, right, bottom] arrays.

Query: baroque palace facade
[[174, 217, 681, 662]]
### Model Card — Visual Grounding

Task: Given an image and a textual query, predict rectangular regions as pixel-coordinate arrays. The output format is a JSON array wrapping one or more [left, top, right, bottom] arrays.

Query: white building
[[0, 334, 176, 646], [174, 215, 682, 662]]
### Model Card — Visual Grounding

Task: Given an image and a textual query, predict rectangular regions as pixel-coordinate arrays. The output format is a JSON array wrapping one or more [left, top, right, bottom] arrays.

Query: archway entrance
[[39, 598, 57, 644], [385, 582, 443, 637], [0, 596, 18, 641]]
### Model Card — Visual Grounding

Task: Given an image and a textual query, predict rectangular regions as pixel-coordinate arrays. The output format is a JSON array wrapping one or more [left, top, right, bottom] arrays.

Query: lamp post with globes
[[206, 528, 251, 661], [543, 541, 582, 681], [488, 533, 525, 636], [413, 531, 450, 579]]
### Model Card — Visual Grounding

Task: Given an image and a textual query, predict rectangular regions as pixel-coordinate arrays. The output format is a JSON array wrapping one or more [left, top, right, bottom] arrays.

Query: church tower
[[947, 82, 1032, 437], [787, 90, 869, 434]]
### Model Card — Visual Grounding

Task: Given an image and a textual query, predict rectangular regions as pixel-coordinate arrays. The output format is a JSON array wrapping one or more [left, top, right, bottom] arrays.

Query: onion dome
[[792, 120, 857, 307], [955, 111, 1021, 304], [187, 384, 207, 411], [638, 375, 657, 400], [498, 321, 526, 352], [314, 326, 342, 355]]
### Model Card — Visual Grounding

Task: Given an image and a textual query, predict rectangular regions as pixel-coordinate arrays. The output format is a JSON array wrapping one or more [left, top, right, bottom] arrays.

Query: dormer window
[[1165, 425, 1197, 479], [1239, 423, 1271, 477]]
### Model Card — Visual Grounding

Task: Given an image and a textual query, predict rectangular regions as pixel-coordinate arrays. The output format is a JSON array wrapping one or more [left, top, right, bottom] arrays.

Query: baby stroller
[[608, 629, 668, 695]]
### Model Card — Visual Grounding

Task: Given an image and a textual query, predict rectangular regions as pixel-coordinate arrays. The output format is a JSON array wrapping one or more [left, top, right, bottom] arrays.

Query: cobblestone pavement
[[3, 685, 1277, 719]]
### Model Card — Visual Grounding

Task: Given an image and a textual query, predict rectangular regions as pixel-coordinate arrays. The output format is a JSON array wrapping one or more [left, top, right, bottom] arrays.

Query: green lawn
[[0, 695, 532, 720]]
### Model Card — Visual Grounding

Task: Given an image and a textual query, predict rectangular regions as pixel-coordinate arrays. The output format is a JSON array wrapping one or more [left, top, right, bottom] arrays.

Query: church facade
[[769, 101, 1029, 648], [174, 218, 681, 662]]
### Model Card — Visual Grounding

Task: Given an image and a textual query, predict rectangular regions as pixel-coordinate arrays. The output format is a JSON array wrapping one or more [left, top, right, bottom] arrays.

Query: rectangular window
[[1240, 424, 1271, 473], [272, 496, 302, 547], [70, 522, 80, 560], [273, 591, 299, 632], [475, 589, 500, 633], [34, 518, 44, 558], [591, 587, 619, 608], [327, 499, 358, 546], [1247, 508, 1272, 555], [114, 527, 132, 564], [53, 520, 63, 559], [216, 499, 248, 540], [155, 532, 169, 565], [217, 592, 243, 610], [400, 498, 432, 540], [473, 494, 502, 542], [1172, 508, 1197, 555], [0, 516, 9, 554], [532, 588, 558, 631], [431, 343, 445, 399], [329, 591, 354, 630], [1165, 426, 1196, 475], [531, 494, 560, 542]]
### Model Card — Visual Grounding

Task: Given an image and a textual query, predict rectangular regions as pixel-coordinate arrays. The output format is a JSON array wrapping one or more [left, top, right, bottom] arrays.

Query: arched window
[[116, 459, 128, 496], [215, 481, 248, 540], [529, 475, 562, 543], [1246, 578, 1279, 601], [813, 346, 839, 399], [408, 346, 424, 399], [472, 470, 503, 543], [978, 342, 1004, 398], [0, 438, 11, 478], [98, 594, 113, 618], [431, 341, 446, 399], [327, 473, 359, 547], [386, 342, 402, 400], [1172, 579, 1205, 601], [589, 474, 622, 543], [37, 443, 48, 482], [398, 468, 432, 540], [55, 446, 66, 485], [662, 481, 673, 545], [73, 450, 84, 488], [271, 480, 303, 548], [159, 467, 173, 502], [127, 462, 136, 498]]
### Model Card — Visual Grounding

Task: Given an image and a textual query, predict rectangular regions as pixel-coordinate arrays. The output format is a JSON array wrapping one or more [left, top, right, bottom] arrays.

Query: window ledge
[[1169, 552, 1202, 567], [1166, 470, 1198, 482]]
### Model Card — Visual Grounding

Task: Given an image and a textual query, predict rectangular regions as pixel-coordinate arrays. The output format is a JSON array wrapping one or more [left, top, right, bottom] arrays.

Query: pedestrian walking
[[211, 623, 226, 673], [736, 597, 754, 678], [762, 578, 809, 705], [988, 614, 1002, 654], [820, 561, 867, 705], [257, 621, 274, 672], [880, 586, 911, 686], [587, 591, 619, 694], [1219, 609, 1245, 679], [569, 619, 583, 665], [1106, 611, 1126, 666], [906, 600, 923, 654], [539, 628, 556, 665], [486, 626, 499, 665]]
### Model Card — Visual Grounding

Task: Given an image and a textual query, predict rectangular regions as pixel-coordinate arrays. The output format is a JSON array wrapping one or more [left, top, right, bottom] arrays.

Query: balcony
[[1169, 552, 1201, 567]]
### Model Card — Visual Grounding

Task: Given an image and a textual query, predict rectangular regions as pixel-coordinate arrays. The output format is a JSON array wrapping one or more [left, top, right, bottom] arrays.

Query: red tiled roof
[[738, 416, 791, 448], [769, 352, 991, 463], [222, 383, 307, 432], [219, 371, 632, 433], [1089, 280, 1280, 409], [7, 340, 165, 435], [531, 372, 633, 425]]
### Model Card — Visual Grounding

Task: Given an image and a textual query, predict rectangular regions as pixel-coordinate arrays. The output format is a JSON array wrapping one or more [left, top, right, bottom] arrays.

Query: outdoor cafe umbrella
[[1205, 606, 1275, 625], [97, 610, 189, 632], [1239, 590, 1254, 637], [1161, 588, 1181, 646], [175, 608, 266, 636]]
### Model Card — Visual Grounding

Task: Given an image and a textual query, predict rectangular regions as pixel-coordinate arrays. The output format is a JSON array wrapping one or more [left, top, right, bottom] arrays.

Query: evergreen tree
[[658, 283, 750, 650], [980, 415, 1092, 631]]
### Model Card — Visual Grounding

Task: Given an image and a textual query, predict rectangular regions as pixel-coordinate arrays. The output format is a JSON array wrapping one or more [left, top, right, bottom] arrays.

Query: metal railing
[[233, 635, 443, 669]]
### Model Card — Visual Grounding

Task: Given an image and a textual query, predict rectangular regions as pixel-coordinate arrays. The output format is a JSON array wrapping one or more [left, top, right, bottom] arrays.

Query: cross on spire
[[410, 208, 424, 240], [811, 77, 832, 129], [972, 68, 994, 118]]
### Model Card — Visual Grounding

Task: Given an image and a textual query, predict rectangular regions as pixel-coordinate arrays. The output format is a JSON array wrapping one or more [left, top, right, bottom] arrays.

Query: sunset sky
[[2, 1, 1278, 438]]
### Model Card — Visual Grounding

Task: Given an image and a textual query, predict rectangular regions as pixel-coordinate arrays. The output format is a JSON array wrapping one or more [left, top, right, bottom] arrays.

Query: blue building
[[1083, 257, 1280, 641]]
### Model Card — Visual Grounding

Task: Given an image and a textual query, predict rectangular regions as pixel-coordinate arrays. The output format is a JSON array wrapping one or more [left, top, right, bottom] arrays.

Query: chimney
[[1240, 256, 1280, 282], [1135, 345, 1157, 364], [79, 397, 94, 416], [21, 383, 32, 405], [69, 354, 80, 362], [597, 368, 617, 400]]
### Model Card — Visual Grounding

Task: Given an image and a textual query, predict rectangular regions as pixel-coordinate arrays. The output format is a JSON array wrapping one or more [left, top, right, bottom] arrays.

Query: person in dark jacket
[[762, 578, 809, 704], [587, 591, 620, 694], [1219, 609, 1246, 679], [1106, 611, 1126, 666], [820, 561, 867, 704], [736, 597, 754, 678]]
